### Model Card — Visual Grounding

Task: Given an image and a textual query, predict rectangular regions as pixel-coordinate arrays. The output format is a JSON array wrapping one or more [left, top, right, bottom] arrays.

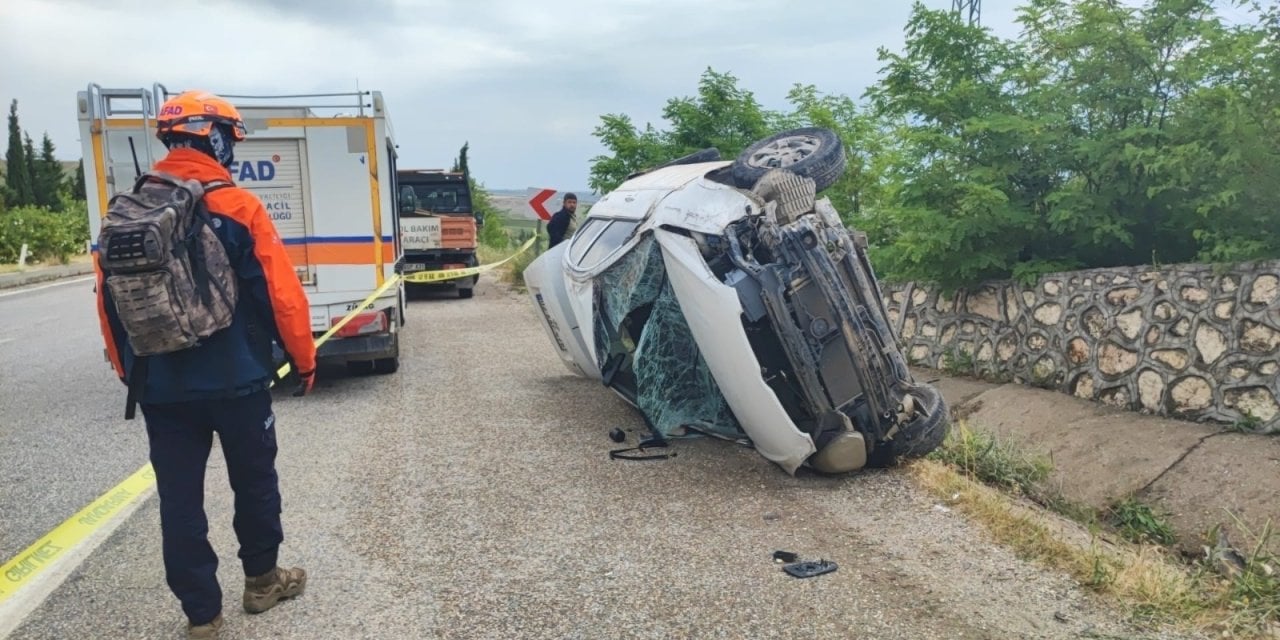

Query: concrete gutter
[[0, 262, 95, 291], [917, 367, 1280, 555]]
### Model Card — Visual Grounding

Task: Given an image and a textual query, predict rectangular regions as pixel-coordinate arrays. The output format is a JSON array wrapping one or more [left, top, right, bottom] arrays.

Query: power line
[[953, 0, 981, 26]]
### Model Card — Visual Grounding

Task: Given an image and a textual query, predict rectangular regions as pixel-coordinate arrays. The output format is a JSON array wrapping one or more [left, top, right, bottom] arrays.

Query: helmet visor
[[162, 115, 247, 141]]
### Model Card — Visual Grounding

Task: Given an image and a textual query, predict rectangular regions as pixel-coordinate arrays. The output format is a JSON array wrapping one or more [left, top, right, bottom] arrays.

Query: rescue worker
[[546, 192, 578, 248], [95, 90, 315, 639]]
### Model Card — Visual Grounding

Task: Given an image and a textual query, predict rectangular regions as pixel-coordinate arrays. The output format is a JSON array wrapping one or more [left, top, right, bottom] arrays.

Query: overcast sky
[[2, 0, 1057, 192]]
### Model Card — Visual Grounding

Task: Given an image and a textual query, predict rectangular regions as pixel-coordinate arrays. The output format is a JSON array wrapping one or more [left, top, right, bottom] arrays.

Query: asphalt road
[[0, 277, 151, 563], [2, 277, 1204, 640]]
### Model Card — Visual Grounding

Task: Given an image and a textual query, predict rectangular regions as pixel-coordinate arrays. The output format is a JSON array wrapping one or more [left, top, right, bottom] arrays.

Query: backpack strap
[[124, 356, 149, 420], [185, 180, 236, 310]]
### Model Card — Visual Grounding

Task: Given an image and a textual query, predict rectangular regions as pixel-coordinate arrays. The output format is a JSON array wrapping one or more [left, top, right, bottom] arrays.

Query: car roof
[[614, 160, 732, 192]]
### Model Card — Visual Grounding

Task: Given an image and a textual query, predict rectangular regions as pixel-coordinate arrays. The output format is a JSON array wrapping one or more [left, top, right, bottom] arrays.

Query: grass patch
[[913, 458, 1205, 629], [1110, 498, 1177, 546], [1209, 519, 1280, 634], [939, 345, 976, 376], [926, 422, 1051, 495], [916, 420, 1280, 636]]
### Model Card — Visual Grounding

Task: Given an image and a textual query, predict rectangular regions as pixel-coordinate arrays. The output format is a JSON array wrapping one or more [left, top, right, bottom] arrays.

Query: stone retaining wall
[[881, 261, 1280, 433]]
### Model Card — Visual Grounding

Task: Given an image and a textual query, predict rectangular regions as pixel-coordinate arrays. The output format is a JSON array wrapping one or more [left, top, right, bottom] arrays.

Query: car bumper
[[317, 332, 398, 363], [524, 243, 602, 380]]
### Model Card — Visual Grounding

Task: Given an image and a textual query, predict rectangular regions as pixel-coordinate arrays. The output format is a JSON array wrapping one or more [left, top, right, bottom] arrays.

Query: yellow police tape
[[0, 464, 157, 604], [273, 234, 537, 380], [0, 235, 538, 607]]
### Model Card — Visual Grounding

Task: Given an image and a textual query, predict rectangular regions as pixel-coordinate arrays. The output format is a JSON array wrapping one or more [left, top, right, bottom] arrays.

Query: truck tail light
[[332, 311, 387, 338]]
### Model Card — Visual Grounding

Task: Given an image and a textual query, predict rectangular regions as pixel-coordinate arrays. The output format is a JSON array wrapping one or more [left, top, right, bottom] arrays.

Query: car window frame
[[568, 218, 609, 264], [567, 217, 641, 272]]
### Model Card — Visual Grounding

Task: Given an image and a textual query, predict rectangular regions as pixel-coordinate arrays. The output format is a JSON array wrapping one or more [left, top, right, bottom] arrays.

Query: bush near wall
[[884, 260, 1280, 433]]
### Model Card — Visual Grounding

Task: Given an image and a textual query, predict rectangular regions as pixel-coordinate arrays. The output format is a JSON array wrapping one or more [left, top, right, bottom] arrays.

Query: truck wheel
[[731, 127, 846, 192], [459, 287, 475, 299], [373, 356, 399, 374]]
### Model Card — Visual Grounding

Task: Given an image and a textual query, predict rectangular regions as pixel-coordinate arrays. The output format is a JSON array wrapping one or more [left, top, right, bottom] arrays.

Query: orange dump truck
[[394, 169, 481, 298]]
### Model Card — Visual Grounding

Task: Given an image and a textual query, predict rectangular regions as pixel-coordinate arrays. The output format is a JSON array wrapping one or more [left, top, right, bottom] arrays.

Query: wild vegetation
[[919, 422, 1279, 636], [0, 100, 88, 264], [588, 0, 1280, 291]]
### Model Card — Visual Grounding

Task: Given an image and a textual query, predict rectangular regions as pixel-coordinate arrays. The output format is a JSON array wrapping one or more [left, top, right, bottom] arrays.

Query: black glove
[[293, 369, 315, 397]]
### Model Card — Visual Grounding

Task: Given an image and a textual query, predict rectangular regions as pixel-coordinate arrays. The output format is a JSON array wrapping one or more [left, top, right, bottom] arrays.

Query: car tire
[[373, 356, 399, 374], [868, 384, 950, 467], [732, 127, 846, 192]]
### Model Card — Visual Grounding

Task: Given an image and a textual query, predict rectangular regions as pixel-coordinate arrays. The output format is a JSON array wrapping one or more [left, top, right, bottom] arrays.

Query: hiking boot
[[187, 614, 223, 639], [243, 566, 307, 614]]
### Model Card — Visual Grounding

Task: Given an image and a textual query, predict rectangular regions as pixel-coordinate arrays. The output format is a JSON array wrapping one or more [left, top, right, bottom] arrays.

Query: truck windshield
[[402, 184, 471, 214]]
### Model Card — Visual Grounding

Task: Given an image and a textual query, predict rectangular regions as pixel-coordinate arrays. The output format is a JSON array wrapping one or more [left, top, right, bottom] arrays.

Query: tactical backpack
[[97, 171, 239, 417]]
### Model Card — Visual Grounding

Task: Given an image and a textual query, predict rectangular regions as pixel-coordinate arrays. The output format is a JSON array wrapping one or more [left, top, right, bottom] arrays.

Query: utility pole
[[953, 0, 981, 26]]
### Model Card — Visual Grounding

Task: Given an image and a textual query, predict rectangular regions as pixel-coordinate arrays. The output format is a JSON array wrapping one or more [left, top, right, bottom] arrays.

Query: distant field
[[503, 217, 542, 233]]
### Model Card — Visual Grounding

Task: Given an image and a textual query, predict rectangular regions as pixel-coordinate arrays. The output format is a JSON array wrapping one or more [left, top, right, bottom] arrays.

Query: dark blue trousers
[[141, 390, 284, 625]]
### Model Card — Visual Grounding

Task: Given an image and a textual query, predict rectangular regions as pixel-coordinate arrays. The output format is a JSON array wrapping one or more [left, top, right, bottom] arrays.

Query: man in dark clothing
[[546, 192, 578, 249], [96, 90, 313, 639]]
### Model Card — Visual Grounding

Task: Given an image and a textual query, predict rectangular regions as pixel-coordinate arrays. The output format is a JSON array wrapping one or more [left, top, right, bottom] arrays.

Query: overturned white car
[[524, 128, 949, 475]]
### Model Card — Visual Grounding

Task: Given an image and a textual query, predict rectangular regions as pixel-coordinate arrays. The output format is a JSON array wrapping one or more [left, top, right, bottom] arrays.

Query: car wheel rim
[[747, 134, 821, 169]]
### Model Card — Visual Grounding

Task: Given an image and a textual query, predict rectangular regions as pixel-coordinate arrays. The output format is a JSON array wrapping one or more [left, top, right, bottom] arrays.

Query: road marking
[[0, 276, 95, 299], [0, 239, 536, 633], [0, 464, 156, 638]]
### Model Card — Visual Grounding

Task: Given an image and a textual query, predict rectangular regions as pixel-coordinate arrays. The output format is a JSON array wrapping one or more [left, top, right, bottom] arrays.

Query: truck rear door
[[230, 139, 314, 287]]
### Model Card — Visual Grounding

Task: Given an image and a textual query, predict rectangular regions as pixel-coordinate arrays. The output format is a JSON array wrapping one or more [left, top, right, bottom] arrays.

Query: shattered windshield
[[593, 234, 743, 440]]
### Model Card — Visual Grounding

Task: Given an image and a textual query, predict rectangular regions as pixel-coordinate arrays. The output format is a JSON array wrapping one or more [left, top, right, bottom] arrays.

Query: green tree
[[588, 68, 781, 194], [4, 100, 35, 208], [452, 141, 470, 176], [69, 159, 86, 201], [661, 68, 774, 158], [1163, 1, 1280, 263], [33, 133, 65, 211], [865, 4, 1066, 289], [588, 114, 677, 194], [1016, 0, 1231, 269]]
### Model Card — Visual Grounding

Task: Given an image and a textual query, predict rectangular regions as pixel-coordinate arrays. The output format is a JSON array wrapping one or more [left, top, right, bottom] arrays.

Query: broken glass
[[593, 234, 744, 440]]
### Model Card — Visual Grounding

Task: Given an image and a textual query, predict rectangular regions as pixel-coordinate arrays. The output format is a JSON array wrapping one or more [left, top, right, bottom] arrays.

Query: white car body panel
[[524, 242, 600, 380], [649, 176, 760, 236], [655, 230, 815, 474]]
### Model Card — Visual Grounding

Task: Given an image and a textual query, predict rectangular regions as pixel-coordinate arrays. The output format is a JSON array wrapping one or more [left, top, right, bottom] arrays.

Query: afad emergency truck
[[78, 83, 406, 375]]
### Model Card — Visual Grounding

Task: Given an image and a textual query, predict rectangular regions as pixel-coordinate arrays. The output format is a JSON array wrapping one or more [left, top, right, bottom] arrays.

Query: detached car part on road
[[524, 128, 949, 475]]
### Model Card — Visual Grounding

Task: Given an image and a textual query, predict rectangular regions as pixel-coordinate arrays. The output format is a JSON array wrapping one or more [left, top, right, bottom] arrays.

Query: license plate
[[403, 263, 426, 272]]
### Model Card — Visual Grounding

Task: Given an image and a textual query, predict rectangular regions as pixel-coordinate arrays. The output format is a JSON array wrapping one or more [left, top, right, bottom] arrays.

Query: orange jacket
[[97, 148, 316, 401]]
